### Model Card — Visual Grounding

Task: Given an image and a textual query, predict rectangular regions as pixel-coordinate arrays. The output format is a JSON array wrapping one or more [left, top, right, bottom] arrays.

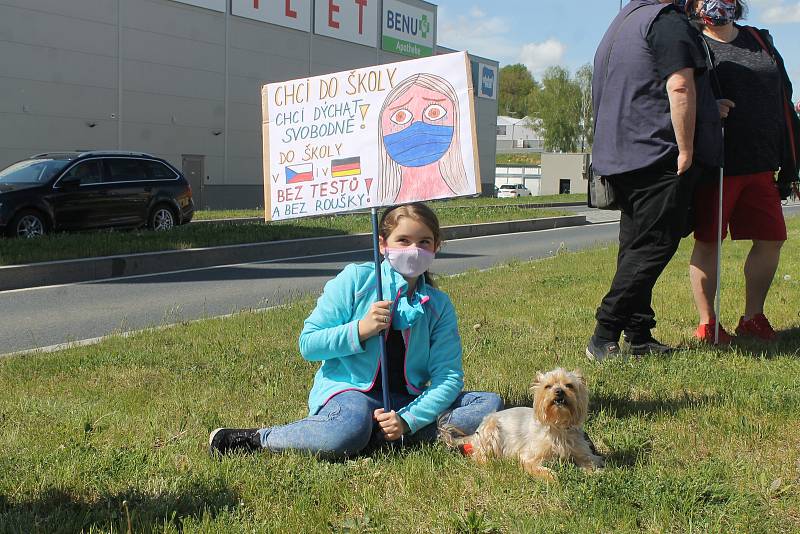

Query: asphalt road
[[1, 221, 621, 355], [3, 204, 797, 356]]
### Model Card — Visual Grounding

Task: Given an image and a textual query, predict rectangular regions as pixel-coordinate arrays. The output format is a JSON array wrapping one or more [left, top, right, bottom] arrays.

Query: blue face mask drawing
[[383, 121, 455, 168]]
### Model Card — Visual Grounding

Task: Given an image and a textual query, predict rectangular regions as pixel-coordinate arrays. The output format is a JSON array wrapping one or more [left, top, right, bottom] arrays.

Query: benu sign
[[382, 0, 434, 58]]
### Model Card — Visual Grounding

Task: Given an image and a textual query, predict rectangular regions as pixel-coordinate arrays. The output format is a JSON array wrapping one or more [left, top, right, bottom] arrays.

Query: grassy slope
[[0, 217, 797, 533]]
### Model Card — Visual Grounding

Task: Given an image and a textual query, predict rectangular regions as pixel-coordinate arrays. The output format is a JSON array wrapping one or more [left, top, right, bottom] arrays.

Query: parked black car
[[0, 151, 194, 238]]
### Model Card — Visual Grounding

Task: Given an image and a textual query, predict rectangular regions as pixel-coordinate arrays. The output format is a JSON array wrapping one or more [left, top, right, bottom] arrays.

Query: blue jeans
[[258, 389, 503, 460]]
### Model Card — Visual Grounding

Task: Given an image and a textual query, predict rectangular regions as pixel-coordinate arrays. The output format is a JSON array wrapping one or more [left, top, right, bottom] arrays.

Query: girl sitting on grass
[[209, 202, 503, 459]]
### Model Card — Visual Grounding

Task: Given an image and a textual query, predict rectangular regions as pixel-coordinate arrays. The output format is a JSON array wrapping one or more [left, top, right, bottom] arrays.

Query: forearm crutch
[[714, 125, 725, 345]]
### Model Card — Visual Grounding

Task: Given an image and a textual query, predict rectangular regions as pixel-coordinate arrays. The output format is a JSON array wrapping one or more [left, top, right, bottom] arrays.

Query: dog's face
[[531, 368, 588, 429]]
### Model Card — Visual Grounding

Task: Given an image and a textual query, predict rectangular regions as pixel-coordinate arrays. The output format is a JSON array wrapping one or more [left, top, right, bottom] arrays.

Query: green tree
[[498, 64, 538, 117], [528, 66, 581, 153], [575, 63, 594, 151]]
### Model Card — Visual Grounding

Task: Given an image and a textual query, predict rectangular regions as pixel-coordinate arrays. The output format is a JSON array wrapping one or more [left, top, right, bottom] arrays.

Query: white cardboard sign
[[262, 52, 480, 221]]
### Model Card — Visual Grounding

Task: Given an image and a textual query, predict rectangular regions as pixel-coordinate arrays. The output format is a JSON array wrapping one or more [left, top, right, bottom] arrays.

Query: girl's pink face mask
[[384, 246, 435, 278]]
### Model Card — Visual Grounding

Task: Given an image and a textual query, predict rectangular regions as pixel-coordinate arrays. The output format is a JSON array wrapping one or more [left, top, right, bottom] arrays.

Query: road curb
[[0, 215, 587, 291], [189, 201, 588, 225]]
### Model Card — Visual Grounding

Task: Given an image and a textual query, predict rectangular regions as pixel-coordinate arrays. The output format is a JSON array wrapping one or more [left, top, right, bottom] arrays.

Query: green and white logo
[[382, 0, 435, 58]]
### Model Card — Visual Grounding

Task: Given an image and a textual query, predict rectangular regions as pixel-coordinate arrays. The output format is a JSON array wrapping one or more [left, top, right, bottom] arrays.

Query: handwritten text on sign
[[263, 52, 479, 221]]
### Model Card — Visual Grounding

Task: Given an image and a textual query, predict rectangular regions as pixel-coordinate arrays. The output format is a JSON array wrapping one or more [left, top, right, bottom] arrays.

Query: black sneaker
[[208, 428, 261, 456], [625, 336, 674, 356], [585, 336, 621, 362]]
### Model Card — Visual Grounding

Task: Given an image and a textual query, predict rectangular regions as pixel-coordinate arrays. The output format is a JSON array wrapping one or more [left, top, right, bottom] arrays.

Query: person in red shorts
[[687, 0, 797, 344]]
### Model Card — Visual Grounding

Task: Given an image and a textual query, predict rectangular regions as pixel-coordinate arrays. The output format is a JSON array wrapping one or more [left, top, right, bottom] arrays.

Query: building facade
[[496, 116, 543, 152], [540, 152, 590, 196], [494, 165, 541, 195], [0, 0, 498, 209]]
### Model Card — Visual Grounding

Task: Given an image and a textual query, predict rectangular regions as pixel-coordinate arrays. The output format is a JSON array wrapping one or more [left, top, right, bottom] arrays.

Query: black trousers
[[594, 165, 699, 343]]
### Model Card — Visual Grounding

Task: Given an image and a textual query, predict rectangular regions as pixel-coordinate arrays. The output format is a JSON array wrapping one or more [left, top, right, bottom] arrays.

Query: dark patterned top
[[704, 27, 784, 176]]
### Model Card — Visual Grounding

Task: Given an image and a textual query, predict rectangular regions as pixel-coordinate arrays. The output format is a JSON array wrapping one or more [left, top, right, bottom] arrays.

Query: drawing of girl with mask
[[378, 73, 470, 204]]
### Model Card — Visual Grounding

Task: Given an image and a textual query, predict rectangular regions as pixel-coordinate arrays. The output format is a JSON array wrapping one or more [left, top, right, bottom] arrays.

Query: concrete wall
[[540, 153, 590, 196], [468, 53, 500, 197], [0, 0, 498, 208]]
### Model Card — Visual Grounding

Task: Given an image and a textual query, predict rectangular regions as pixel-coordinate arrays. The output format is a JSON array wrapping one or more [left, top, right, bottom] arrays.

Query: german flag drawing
[[331, 157, 361, 177], [286, 163, 313, 183]]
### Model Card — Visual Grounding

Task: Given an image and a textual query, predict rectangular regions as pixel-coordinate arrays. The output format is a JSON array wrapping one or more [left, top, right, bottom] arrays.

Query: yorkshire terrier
[[442, 368, 604, 479]]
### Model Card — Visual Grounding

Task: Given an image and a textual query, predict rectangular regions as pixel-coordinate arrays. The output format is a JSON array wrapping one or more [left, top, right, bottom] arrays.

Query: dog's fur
[[443, 368, 604, 480]]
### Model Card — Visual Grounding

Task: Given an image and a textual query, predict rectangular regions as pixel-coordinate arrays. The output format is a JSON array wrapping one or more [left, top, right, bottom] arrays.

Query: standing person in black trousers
[[587, 0, 724, 360]]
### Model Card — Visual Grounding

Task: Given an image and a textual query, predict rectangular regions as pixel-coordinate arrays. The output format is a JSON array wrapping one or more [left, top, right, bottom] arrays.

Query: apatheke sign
[[382, 0, 435, 58]]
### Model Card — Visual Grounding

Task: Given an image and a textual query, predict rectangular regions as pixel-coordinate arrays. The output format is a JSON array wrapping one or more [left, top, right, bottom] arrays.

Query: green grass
[[190, 195, 586, 221], [0, 206, 568, 266], [496, 153, 542, 166], [2, 217, 798, 533]]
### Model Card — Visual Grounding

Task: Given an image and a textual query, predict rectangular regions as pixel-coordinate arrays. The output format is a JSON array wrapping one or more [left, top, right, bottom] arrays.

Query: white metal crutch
[[714, 124, 725, 345]]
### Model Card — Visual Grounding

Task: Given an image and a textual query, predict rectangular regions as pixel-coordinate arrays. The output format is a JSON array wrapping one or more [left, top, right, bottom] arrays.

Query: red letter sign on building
[[355, 0, 367, 34], [232, 0, 310, 30], [328, 0, 340, 29], [314, 0, 377, 46]]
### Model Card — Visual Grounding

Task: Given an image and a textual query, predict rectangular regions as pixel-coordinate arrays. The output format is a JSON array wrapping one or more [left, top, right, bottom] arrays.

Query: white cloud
[[437, 6, 517, 59], [761, 4, 800, 23], [437, 5, 566, 77], [520, 39, 566, 77], [750, 0, 800, 23]]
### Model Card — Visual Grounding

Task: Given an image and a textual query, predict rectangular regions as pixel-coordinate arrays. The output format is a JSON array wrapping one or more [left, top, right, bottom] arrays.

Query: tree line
[[498, 63, 593, 153]]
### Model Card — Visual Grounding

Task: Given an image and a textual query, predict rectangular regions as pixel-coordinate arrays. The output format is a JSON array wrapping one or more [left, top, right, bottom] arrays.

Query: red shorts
[[694, 171, 787, 242]]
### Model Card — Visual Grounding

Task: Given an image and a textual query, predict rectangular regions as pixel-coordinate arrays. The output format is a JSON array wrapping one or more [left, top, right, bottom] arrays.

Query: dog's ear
[[530, 372, 545, 391], [572, 369, 586, 385]]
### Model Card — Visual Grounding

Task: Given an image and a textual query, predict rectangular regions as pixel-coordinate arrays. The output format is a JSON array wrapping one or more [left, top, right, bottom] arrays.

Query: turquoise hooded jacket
[[299, 259, 464, 434]]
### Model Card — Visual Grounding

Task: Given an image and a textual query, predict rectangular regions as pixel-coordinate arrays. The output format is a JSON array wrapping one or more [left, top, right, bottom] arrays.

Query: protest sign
[[262, 51, 480, 221]]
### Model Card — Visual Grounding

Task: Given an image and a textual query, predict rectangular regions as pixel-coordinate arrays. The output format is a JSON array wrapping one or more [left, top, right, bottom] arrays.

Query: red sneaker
[[694, 321, 733, 345], [735, 314, 777, 341]]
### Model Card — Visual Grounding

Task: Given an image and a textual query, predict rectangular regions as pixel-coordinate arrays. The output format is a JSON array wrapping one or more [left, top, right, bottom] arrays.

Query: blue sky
[[434, 0, 800, 94]]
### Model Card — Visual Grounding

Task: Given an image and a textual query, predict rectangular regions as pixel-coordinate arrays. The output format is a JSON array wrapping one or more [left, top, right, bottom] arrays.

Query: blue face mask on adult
[[383, 121, 454, 167]]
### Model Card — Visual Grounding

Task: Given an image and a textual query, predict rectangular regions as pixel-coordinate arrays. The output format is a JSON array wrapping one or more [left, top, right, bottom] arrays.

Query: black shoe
[[625, 336, 674, 356], [585, 336, 621, 362], [209, 428, 261, 456]]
